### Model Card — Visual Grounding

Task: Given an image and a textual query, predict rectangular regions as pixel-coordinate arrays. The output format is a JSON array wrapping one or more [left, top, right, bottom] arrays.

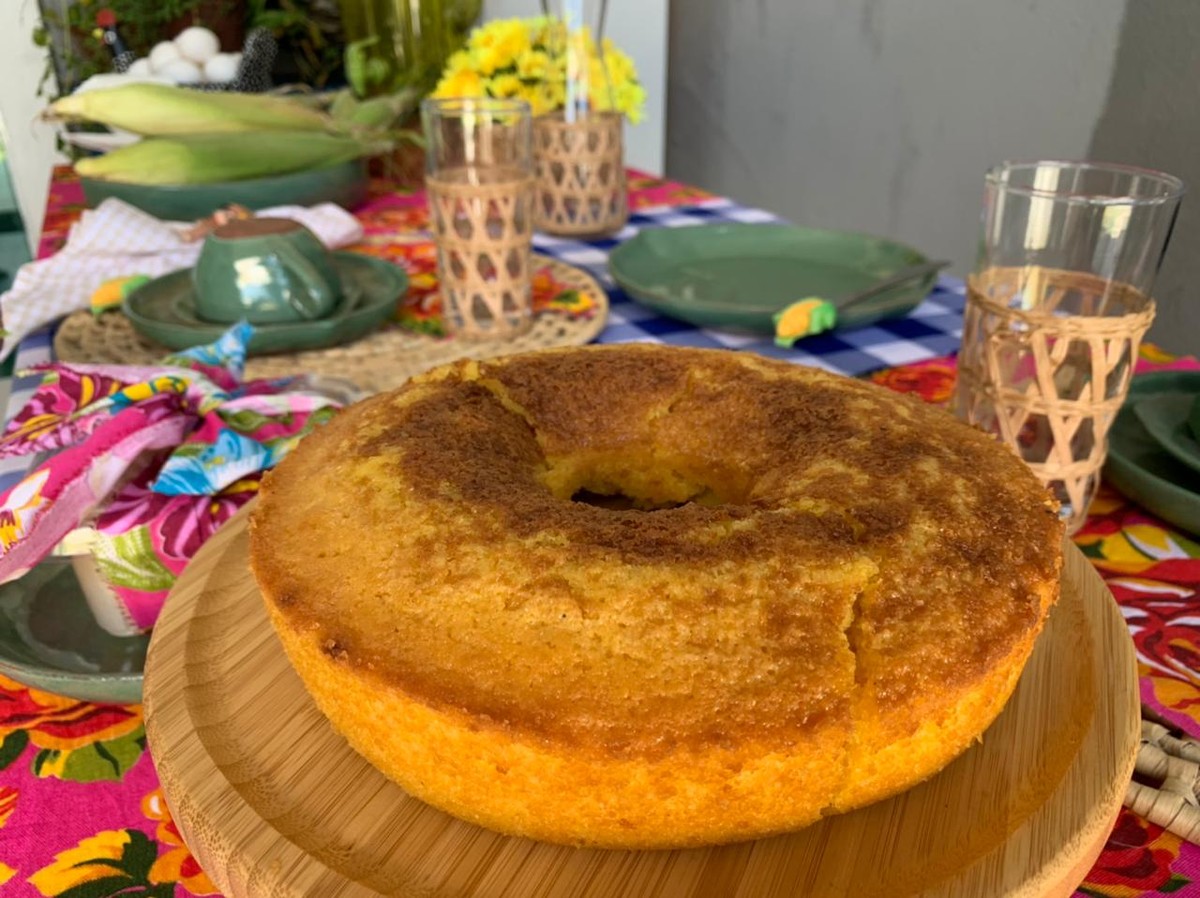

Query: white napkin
[[0, 198, 365, 361]]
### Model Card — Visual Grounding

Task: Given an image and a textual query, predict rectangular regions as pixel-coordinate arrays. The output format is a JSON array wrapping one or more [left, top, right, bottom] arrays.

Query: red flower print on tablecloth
[[870, 356, 957, 405], [1074, 510, 1200, 733], [0, 675, 144, 782], [1079, 808, 1192, 896], [626, 172, 716, 209]]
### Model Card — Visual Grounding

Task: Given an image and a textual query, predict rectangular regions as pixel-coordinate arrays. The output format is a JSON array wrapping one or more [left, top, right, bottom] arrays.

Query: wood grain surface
[[143, 506, 1139, 898]]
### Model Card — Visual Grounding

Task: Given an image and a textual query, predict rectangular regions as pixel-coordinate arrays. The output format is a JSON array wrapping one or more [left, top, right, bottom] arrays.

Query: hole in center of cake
[[548, 454, 743, 511], [570, 488, 706, 512]]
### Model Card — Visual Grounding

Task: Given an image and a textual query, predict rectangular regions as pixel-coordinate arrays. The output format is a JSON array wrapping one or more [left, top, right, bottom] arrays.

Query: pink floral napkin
[[0, 323, 344, 633]]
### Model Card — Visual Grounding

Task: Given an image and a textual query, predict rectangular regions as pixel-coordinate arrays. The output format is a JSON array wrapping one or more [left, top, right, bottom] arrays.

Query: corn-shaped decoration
[[46, 84, 334, 136], [74, 132, 383, 185]]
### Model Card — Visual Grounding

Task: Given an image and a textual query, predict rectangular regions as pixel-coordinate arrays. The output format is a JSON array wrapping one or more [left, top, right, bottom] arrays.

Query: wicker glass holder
[[534, 111, 628, 237], [955, 265, 1155, 534], [426, 170, 536, 341]]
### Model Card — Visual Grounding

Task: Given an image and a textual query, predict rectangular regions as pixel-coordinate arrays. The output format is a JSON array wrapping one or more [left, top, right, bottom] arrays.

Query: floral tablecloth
[[0, 170, 1196, 897]]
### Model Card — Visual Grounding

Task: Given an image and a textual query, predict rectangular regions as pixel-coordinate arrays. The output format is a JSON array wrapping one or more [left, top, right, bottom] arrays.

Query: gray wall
[[667, 0, 1197, 356]]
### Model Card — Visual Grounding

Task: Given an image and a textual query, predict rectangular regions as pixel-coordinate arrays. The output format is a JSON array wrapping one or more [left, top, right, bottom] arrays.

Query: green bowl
[[81, 158, 369, 220], [608, 223, 936, 334], [0, 560, 147, 705]]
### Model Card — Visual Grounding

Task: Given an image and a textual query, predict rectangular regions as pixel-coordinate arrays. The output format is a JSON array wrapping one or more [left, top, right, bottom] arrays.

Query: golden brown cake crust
[[250, 345, 1063, 848]]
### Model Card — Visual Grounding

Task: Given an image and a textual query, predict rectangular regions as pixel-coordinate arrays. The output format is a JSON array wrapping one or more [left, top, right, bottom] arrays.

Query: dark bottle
[[94, 7, 133, 68]]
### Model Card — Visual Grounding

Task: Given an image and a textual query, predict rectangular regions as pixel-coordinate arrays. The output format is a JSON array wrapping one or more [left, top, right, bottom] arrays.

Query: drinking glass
[[421, 97, 535, 340], [954, 160, 1183, 534]]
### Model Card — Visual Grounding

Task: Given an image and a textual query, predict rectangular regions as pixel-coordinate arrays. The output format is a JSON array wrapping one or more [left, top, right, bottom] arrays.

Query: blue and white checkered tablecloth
[[0, 196, 966, 495], [534, 196, 966, 374]]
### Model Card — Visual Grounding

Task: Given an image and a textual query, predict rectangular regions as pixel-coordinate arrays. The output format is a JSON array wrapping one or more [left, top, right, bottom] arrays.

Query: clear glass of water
[[954, 161, 1183, 534]]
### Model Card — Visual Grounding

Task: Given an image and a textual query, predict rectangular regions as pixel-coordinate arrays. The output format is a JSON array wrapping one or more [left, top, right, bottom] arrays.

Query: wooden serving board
[[143, 507, 1139, 898]]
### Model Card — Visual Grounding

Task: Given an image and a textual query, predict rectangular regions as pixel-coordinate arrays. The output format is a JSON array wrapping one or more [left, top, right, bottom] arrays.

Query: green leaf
[[0, 729, 28, 770], [119, 828, 160, 883], [1161, 875, 1194, 893], [93, 529, 176, 592], [32, 747, 56, 776], [54, 726, 147, 783], [219, 406, 282, 435]]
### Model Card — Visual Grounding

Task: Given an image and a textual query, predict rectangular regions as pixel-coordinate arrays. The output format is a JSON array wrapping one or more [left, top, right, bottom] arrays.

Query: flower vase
[[533, 111, 628, 238]]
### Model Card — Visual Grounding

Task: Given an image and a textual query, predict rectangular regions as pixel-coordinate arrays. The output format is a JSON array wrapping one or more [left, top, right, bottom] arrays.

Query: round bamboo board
[[143, 508, 1139, 898]]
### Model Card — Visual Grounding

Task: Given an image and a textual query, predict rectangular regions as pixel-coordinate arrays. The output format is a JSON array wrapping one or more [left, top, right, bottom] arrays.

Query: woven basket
[[954, 265, 1155, 533], [534, 112, 628, 238], [426, 167, 536, 341]]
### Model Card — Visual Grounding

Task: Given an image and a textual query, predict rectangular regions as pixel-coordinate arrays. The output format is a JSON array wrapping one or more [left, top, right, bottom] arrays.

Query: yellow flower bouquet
[[431, 17, 646, 123]]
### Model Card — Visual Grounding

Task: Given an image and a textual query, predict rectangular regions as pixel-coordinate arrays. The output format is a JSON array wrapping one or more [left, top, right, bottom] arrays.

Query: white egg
[[156, 58, 204, 85], [174, 26, 221, 64], [203, 52, 241, 84], [125, 57, 152, 77], [148, 40, 181, 72]]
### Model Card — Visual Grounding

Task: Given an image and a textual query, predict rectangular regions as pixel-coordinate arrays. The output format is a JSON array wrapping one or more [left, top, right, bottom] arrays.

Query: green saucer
[[1105, 371, 1200, 537], [0, 560, 147, 705], [607, 223, 936, 334], [123, 252, 408, 354]]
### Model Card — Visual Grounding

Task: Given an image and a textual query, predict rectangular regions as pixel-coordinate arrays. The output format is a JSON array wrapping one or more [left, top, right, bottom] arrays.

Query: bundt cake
[[249, 344, 1063, 849]]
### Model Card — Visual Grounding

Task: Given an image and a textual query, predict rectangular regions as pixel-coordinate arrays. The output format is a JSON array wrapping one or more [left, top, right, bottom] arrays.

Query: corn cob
[[74, 131, 386, 185], [46, 84, 334, 136]]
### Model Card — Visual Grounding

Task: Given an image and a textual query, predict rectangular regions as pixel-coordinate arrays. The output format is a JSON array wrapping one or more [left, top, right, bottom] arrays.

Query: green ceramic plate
[[1105, 371, 1200, 537], [607, 223, 936, 334], [123, 252, 408, 354], [1132, 391, 1200, 475], [0, 561, 147, 704], [81, 159, 369, 221]]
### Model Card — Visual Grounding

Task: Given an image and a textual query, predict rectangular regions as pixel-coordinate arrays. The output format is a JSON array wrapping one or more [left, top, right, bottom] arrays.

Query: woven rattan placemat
[[53, 254, 609, 395]]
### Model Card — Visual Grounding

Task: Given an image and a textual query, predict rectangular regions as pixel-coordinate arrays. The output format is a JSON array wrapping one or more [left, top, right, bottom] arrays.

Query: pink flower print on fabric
[[0, 393, 193, 585]]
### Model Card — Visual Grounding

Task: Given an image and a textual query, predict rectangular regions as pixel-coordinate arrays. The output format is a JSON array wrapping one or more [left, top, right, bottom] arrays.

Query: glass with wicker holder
[[954, 160, 1183, 534]]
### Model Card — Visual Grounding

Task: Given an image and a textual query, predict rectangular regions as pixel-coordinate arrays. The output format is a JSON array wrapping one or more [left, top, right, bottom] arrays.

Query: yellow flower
[[28, 831, 131, 896], [443, 48, 473, 74], [489, 73, 523, 98], [523, 83, 554, 117], [0, 862, 13, 887], [615, 82, 647, 123], [435, 16, 645, 121], [517, 49, 551, 81], [603, 43, 636, 84], [470, 19, 530, 75], [432, 67, 484, 99]]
